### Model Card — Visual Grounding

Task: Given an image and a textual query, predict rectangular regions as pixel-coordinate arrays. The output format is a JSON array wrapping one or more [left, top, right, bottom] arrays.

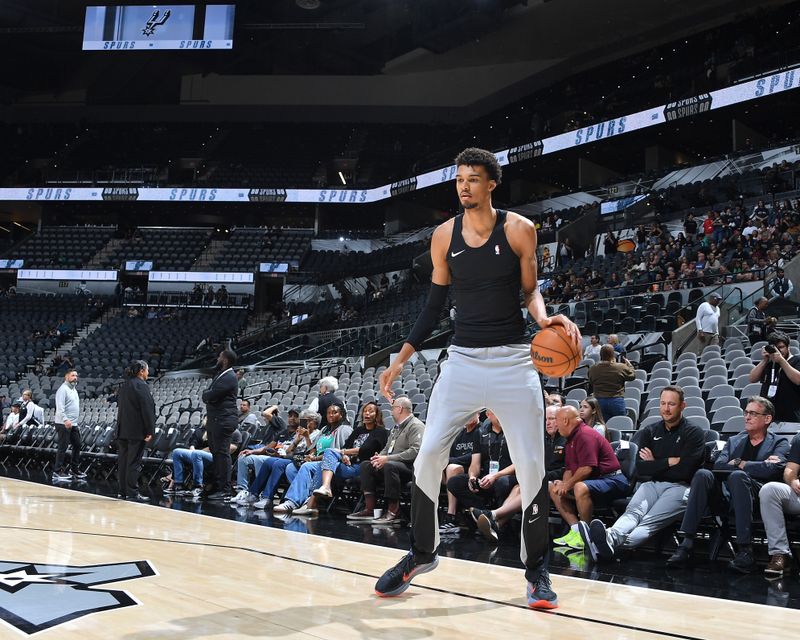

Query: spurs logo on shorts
[[0, 560, 156, 635]]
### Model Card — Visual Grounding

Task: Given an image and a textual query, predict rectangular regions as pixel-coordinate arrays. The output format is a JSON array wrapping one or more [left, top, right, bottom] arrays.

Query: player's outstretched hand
[[379, 361, 403, 400], [540, 314, 580, 344]]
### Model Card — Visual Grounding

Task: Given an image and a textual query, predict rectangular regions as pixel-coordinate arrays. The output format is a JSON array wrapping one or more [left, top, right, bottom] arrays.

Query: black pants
[[206, 422, 234, 492], [446, 473, 517, 511], [359, 459, 413, 501], [117, 438, 146, 498], [55, 424, 82, 473], [680, 469, 761, 545]]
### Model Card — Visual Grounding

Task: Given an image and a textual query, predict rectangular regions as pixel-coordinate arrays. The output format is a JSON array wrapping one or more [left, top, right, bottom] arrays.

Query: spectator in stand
[[768, 267, 794, 302], [308, 376, 339, 429], [746, 297, 777, 345], [583, 335, 602, 359], [703, 211, 715, 240], [438, 413, 482, 536], [579, 397, 608, 440], [236, 370, 247, 398], [231, 419, 299, 505], [238, 399, 260, 432], [579, 386, 705, 561], [347, 396, 423, 524], [668, 396, 788, 572], [546, 393, 565, 407], [607, 334, 626, 359], [588, 345, 634, 420], [748, 332, 800, 428], [758, 431, 800, 578], [2, 401, 20, 441], [545, 405, 566, 481], [603, 232, 618, 256], [684, 212, 698, 237], [550, 405, 628, 550], [696, 292, 721, 352]]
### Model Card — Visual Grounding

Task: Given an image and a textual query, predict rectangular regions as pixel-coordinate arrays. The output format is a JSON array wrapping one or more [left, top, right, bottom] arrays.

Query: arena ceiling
[[1, 0, 795, 121]]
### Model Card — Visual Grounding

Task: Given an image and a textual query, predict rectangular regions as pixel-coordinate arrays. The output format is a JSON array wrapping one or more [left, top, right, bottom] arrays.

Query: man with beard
[[202, 349, 239, 499]]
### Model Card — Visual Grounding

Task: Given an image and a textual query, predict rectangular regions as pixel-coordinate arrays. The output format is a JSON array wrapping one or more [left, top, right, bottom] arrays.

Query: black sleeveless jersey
[[446, 210, 525, 347]]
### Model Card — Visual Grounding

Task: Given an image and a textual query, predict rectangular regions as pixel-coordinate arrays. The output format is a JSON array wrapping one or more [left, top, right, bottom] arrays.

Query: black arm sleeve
[[406, 283, 450, 351]]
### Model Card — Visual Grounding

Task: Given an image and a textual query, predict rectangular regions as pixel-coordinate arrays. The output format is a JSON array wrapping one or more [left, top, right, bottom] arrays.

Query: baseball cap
[[709, 293, 722, 300], [10, 400, 21, 407], [287, 407, 301, 416]]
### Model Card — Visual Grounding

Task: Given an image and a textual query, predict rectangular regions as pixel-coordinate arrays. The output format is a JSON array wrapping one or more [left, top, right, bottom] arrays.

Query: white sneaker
[[190, 488, 203, 499], [232, 489, 250, 505], [313, 486, 333, 499], [273, 501, 295, 513], [293, 504, 318, 516], [253, 498, 269, 510]]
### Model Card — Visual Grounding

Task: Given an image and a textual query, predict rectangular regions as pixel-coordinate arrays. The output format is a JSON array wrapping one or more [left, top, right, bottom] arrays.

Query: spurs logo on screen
[[507, 141, 543, 164], [663, 94, 712, 122], [248, 188, 288, 203], [142, 9, 172, 37], [102, 187, 139, 201], [0, 560, 156, 635], [390, 177, 417, 197]]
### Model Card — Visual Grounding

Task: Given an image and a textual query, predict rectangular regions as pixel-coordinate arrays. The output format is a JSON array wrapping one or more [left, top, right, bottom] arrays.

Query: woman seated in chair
[[580, 397, 609, 441]]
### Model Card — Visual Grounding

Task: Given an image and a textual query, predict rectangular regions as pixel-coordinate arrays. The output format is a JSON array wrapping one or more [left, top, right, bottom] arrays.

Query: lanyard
[[490, 433, 506, 464]]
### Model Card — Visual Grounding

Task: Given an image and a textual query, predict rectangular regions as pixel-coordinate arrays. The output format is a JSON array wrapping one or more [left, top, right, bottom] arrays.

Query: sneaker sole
[[375, 556, 440, 597], [528, 597, 559, 610], [764, 568, 789, 578], [577, 521, 597, 561], [477, 514, 498, 542], [589, 519, 614, 560]]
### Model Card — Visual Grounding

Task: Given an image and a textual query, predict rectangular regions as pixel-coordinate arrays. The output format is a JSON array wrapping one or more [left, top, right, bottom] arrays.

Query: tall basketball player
[[375, 148, 578, 609]]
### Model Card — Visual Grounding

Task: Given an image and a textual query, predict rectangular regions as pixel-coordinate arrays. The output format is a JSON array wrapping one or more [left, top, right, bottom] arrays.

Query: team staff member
[[748, 332, 800, 427], [668, 397, 788, 572], [202, 349, 239, 499], [550, 406, 627, 550], [116, 361, 156, 501], [53, 369, 86, 482], [580, 386, 705, 560], [374, 147, 578, 610]]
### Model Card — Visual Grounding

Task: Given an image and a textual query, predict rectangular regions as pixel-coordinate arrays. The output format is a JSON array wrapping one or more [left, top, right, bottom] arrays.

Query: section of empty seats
[[97, 228, 213, 271], [208, 228, 312, 272], [6, 226, 115, 269]]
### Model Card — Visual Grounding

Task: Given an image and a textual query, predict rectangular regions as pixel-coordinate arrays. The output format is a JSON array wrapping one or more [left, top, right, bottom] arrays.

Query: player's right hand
[[379, 362, 403, 400]]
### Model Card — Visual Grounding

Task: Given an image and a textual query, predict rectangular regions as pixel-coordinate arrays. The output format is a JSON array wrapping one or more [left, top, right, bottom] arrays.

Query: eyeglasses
[[743, 410, 768, 418]]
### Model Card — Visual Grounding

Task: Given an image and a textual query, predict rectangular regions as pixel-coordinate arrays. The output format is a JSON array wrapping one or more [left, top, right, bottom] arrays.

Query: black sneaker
[[477, 512, 499, 543], [577, 521, 597, 561], [527, 570, 558, 610], [666, 546, 693, 569], [589, 519, 615, 560], [72, 471, 88, 480], [163, 484, 184, 495], [438, 515, 460, 536], [728, 550, 755, 574], [468, 507, 489, 527], [374, 551, 439, 597]]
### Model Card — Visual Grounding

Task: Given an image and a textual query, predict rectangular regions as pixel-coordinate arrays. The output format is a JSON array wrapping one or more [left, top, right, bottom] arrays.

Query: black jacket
[[636, 418, 705, 483], [202, 368, 238, 430], [714, 431, 790, 481], [116, 377, 156, 440], [317, 392, 339, 429]]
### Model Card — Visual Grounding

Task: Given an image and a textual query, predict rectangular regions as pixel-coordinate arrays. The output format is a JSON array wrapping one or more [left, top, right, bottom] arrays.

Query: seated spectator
[[295, 402, 389, 515], [273, 404, 353, 513], [583, 335, 602, 359], [230, 408, 298, 503], [445, 410, 519, 542], [550, 405, 628, 550], [308, 376, 339, 429], [668, 396, 789, 572], [438, 413, 482, 536], [2, 400, 21, 442], [18, 390, 43, 428], [579, 397, 608, 440], [545, 405, 566, 482], [346, 396, 423, 524], [546, 393, 565, 408], [238, 399, 260, 432], [164, 424, 242, 497], [759, 431, 800, 578], [580, 386, 705, 560], [588, 345, 634, 420], [247, 410, 322, 509]]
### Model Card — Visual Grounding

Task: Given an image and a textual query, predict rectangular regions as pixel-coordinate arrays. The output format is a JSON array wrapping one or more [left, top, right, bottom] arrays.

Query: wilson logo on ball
[[531, 351, 554, 363]]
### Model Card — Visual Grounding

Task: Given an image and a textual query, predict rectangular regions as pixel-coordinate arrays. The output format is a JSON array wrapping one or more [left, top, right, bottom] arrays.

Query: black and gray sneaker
[[527, 571, 558, 610], [374, 551, 439, 597], [72, 470, 88, 480], [468, 507, 490, 527], [438, 515, 460, 536], [477, 512, 499, 543], [589, 518, 615, 560]]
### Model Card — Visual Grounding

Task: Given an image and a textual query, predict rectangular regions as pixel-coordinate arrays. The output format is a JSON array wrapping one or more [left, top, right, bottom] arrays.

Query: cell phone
[[469, 477, 479, 490], [765, 345, 777, 354]]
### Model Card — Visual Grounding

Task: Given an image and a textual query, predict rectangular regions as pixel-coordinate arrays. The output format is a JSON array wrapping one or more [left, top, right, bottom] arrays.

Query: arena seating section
[[95, 228, 212, 271], [8, 226, 115, 269], [209, 229, 312, 271]]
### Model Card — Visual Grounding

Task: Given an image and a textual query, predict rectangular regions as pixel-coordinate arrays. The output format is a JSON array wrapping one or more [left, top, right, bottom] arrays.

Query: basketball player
[[375, 147, 578, 609]]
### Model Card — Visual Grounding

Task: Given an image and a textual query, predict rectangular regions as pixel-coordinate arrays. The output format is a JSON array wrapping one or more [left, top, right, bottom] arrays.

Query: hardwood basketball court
[[0, 477, 792, 639]]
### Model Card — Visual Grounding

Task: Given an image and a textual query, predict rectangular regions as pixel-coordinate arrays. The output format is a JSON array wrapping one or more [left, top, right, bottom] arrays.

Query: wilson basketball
[[530, 325, 582, 377]]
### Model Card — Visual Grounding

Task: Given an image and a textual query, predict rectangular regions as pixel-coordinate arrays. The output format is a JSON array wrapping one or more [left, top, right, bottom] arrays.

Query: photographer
[[746, 297, 777, 345], [748, 332, 800, 428]]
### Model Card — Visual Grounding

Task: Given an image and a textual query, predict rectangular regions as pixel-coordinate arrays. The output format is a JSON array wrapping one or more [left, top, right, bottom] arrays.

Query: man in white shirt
[[583, 335, 602, 360], [696, 293, 721, 352]]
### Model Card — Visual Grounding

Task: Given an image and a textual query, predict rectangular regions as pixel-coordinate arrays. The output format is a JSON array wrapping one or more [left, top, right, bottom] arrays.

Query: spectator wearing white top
[[583, 335, 602, 360], [696, 293, 721, 352], [2, 401, 20, 440]]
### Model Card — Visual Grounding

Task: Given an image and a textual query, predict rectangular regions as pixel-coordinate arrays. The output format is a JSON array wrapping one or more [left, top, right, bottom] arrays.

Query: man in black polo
[[667, 396, 789, 572], [748, 332, 800, 429]]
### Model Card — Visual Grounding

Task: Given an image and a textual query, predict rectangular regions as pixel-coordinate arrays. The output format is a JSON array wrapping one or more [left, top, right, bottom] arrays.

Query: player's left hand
[[540, 314, 580, 344]]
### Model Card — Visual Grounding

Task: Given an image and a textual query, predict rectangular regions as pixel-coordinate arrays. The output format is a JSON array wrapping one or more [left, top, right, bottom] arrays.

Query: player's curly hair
[[454, 147, 502, 184]]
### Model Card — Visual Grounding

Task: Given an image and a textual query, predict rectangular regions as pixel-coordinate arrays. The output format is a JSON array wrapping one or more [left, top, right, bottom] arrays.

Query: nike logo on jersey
[[451, 250, 465, 258], [653, 436, 663, 440]]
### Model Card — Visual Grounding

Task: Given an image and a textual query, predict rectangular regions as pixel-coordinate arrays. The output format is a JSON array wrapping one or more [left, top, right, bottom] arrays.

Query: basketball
[[530, 325, 582, 377]]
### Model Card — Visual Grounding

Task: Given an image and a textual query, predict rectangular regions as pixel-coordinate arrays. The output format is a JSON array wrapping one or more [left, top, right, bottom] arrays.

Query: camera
[[765, 345, 777, 354]]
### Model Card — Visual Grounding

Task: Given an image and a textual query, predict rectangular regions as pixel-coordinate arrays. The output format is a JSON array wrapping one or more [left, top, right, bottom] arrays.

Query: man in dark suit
[[116, 360, 156, 501], [667, 396, 789, 572], [202, 348, 239, 499]]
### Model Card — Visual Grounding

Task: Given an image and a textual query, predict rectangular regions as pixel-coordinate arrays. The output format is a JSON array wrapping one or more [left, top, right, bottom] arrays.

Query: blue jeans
[[597, 397, 626, 420], [322, 449, 360, 482], [249, 457, 298, 500], [172, 448, 212, 485], [235, 454, 268, 490], [285, 461, 324, 506]]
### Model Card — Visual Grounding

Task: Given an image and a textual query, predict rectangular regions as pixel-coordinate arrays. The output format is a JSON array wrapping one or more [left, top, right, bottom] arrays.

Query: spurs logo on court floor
[[0, 560, 156, 635]]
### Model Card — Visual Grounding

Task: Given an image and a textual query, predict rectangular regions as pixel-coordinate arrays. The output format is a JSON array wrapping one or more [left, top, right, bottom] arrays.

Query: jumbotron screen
[[82, 5, 235, 51]]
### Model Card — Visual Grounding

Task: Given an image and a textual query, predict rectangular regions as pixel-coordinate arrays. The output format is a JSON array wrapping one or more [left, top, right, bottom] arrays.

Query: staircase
[[87, 238, 125, 269], [192, 240, 228, 270], [42, 307, 123, 369]]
